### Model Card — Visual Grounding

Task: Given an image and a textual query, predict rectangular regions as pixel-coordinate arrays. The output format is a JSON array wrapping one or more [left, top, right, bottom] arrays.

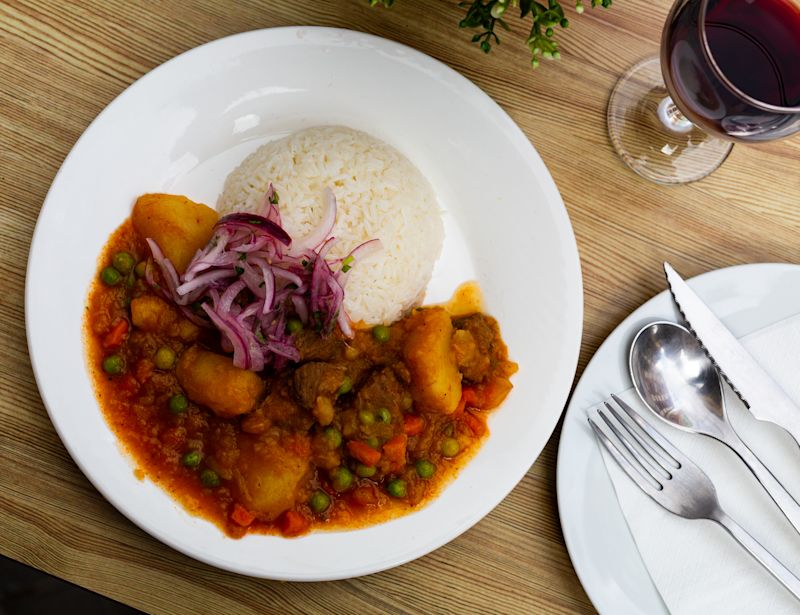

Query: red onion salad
[[145, 184, 382, 371]]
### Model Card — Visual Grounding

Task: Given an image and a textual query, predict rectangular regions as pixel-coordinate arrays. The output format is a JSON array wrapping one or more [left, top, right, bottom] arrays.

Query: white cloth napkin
[[596, 313, 800, 614]]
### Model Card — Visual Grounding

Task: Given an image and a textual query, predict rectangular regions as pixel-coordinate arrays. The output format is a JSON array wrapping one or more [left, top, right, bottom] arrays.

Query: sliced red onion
[[144, 186, 374, 372], [219, 279, 246, 314], [202, 303, 250, 369], [260, 184, 282, 226], [292, 295, 309, 323], [218, 213, 291, 246], [146, 238, 185, 304], [259, 265, 275, 315], [176, 269, 236, 297], [288, 187, 337, 256]]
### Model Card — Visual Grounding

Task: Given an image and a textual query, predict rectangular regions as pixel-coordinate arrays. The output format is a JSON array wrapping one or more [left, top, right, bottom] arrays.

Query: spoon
[[629, 320, 800, 534]]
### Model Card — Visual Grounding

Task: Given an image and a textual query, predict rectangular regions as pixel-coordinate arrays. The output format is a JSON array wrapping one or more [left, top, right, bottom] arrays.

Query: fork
[[590, 393, 800, 602]]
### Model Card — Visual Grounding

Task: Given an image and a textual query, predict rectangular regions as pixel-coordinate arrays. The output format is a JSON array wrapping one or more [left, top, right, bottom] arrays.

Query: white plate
[[557, 263, 800, 613], [25, 27, 582, 580]]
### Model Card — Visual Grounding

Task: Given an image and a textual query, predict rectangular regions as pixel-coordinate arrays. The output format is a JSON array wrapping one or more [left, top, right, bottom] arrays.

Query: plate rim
[[25, 25, 584, 580]]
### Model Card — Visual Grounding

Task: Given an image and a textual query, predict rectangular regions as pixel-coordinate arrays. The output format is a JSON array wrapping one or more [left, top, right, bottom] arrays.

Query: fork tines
[[589, 395, 682, 496]]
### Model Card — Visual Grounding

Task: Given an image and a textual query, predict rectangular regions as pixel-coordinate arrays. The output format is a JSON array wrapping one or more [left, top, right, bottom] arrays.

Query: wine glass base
[[608, 57, 733, 185]]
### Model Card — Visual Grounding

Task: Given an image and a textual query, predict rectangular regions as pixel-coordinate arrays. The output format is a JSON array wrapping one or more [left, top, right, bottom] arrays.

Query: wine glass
[[608, 0, 800, 184]]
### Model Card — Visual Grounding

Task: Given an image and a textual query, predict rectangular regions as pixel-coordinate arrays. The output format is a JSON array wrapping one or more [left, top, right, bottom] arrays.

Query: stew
[[86, 217, 516, 537]]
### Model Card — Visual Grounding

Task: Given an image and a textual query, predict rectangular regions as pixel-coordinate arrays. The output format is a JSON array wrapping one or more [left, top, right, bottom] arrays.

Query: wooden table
[[2, 1, 798, 613]]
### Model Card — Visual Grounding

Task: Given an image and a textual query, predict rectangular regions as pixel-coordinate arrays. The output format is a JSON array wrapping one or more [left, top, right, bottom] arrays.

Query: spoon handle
[[711, 507, 800, 602], [724, 431, 800, 534]]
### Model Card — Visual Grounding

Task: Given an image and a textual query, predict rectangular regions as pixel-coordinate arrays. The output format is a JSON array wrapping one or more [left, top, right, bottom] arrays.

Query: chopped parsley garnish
[[341, 255, 354, 273]]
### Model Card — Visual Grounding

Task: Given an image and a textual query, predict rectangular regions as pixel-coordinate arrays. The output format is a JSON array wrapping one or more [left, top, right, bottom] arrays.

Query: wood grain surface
[[1, 0, 798, 613]]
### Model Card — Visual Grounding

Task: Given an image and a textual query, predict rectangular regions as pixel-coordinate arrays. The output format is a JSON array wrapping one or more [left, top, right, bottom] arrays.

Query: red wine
[[662, 0, 800, 141], [707, 0, 800, 107]]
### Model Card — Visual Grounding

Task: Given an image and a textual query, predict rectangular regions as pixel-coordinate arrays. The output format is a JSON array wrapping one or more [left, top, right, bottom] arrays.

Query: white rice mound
[[218, 126, 444, 325]]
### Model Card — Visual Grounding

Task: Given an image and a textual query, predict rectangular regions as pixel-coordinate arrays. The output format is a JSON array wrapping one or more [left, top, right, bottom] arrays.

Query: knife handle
[[725, 431, 800, 534]]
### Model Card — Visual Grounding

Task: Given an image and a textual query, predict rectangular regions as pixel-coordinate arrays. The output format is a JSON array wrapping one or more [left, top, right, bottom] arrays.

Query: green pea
[[286, 318, 303, 334], [134, 261, 147, 278], [168, 394, 188, 414], [358, 409, 375, 425], [415, 459, 436, 479], [323, 426, 342, 448], [200, 469, 220, 488], [337, 375, 352, 396], [154, 346, 176, 370], [112, 252, 135, 275], [441, 437, 460, 458], [356, 463, 376, 478], [372, 324, 390, 343], [376, 407, 391, 423], [124, 273, 136, 289], [102, 354, 124, 375], [386, 479, 407, 498], [308, 490, 331, 514], [401, 394, 413, 410], [182, 451, 201, 468], [365, 436, 380, 449], [330, 466, 354, 492], [101, 267, 122, 286]]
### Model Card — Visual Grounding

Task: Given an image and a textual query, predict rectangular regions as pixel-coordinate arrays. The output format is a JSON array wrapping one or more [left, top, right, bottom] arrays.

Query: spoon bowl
[[630, 321, 726, 438]]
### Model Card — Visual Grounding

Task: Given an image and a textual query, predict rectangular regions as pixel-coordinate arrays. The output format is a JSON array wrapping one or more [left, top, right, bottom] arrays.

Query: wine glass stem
[[657, 96, 694, 134]]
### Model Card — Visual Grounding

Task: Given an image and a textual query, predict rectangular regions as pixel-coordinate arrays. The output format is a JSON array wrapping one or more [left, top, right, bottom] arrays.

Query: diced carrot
[[351, 484, 379, 508], [134, 359, 153, 384], [403, 414, 425, 436], [231, 503, 255, 527], [462, 386, 480, 407], [382, 434, 407, 469], [463, 410, 487, 437], [102, 319, 129, 349], [346, 440, 382, 466], [277, 510, 309, 537], [118, 374, 140, 396]]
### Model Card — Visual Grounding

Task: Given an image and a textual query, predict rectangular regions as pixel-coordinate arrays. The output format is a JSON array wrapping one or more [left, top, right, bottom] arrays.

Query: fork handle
[[712, 508, 800, 602]]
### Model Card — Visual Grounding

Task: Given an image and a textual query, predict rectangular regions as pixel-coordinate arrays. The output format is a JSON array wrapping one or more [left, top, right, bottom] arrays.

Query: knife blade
[[664, 262, 800, 447]]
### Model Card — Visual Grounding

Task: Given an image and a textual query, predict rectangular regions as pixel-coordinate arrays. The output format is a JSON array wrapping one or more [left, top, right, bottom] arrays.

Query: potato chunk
[[403, 307, 462, 414], [132, 193, 218, 274], [130, 295, 199, 341], [232, 434, 310, 521], [176, 346, 265, 418]]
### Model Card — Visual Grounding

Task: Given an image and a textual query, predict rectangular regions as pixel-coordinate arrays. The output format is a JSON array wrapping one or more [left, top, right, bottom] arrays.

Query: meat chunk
[[452, 329, 490, 383], [132, 193, 218, 274], [403, 307, 462, 414], [176, 346, 265, 418], [232, 434, 310, 522], [294, 329, 345, 362], [453, 314, 502, 383], [130, 295, 199, 341], [260, 385, 312, 431], [291, 362, 347, 410], [355, 368, 406, 416]]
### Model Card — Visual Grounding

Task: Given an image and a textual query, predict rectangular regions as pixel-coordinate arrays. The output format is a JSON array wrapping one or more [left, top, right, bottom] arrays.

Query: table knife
[[664, 262, 800, 447]]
